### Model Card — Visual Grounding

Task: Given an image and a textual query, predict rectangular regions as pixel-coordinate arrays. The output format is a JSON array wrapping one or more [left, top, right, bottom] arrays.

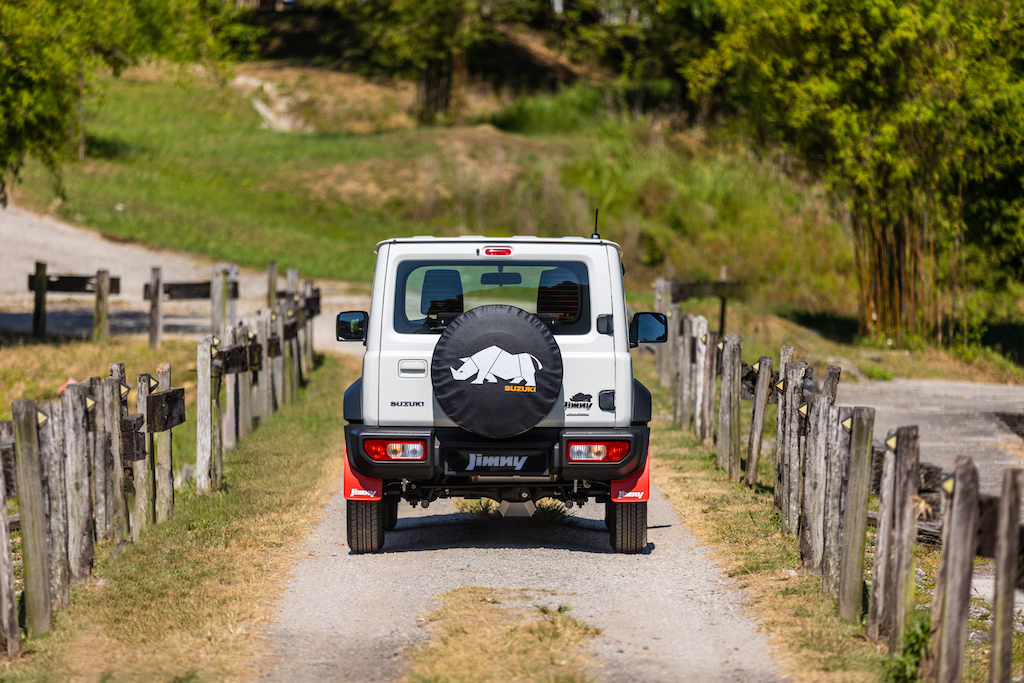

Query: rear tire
[[347, 500, 385, 554], [384, 497, 400, 532], [609, 501, 647, 554]]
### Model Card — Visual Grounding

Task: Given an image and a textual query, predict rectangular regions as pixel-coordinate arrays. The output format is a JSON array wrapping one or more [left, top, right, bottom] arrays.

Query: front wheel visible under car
[[347, 500, 385, 554], [609, 501, 647, 554]]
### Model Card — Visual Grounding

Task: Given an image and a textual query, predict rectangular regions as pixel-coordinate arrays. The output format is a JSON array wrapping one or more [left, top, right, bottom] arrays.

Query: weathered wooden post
[[38, 397, 70, 608], [800, 394, 832, 573], [32, 261, 47, 339], [837, 407, 875, 619], [148, 267, 162, 349], [990, 468, 1023, 683], [716, 335, 742, 480], [0, 456, 20, 657], [101, 376, 127, 543], [272, 307, 285, 410], [675, 315, 693, 428], [212, 263, 230, 341], [154, 364, 174, 523], [692, 316, 708, 437], [197, 335, 213, 494], [934, 456, 979, 683], [267, 260, 278, 309], [87, 377, 110, 537], [867, 431, 898, 642], [745, 356, 772, 488], [12, 400, 53, 636], [822, 365, 842, 402], [303, 280, 316, 366], [774, 346, 795, 514], [661, 301, 677, 389], [93, 269, 110, 344], [698, 330, 720, 443], [223, 325, 238, 450], [132, 374, 156, 540], [889, 425, 920, 655], [255, 311, 272, 421], [62, 382, 94, 583], [822, 404, 847, 596], [781, 360, 806, 535], [237, 323, 253, 440]]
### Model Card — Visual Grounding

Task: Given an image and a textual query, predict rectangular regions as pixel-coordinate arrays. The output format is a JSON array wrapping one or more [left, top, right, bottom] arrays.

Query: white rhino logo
[[450, 345, 543, 387]]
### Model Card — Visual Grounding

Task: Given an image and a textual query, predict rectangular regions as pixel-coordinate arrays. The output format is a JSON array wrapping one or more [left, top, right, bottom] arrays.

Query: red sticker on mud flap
[[344, 449, 383, 501], [611, 450, 650, 503]]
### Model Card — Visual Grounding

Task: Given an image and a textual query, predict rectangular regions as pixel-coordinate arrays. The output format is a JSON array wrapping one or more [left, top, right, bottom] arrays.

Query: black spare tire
[[431, 305, 563, 439]]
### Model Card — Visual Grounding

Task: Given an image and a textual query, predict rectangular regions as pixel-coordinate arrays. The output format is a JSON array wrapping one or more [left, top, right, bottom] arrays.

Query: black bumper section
[[344, 424, 650, 484]]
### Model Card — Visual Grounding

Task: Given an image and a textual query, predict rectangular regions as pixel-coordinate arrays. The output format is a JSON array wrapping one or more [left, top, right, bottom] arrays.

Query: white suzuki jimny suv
[[336, 235, 667, 554]]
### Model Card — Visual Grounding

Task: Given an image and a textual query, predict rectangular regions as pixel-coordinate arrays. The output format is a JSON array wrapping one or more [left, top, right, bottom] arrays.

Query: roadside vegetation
[[0, 340, 360, 682]]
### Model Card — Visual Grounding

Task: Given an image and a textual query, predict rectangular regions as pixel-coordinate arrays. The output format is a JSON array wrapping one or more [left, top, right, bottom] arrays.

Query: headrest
[[420, 269, 464, 317]]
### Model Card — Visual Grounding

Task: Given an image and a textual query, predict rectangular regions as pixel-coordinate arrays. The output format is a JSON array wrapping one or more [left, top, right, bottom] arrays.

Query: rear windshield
[[393, 260, 591, 335]]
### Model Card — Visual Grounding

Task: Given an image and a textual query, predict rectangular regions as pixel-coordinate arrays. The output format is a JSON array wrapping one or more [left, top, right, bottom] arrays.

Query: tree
[[688, 0, 1024, 344], [0, 0, 249, 206]]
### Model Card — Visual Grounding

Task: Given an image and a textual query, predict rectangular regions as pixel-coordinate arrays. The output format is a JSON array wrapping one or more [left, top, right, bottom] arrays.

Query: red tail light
[[566, 441, 630, 463], [483, 247, 512, 256], [363, 440, 427, 461]]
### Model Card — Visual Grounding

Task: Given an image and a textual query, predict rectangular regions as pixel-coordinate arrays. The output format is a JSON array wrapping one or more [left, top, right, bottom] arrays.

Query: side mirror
[[337, 311, 368, 342], [628, 312, 668, 348]]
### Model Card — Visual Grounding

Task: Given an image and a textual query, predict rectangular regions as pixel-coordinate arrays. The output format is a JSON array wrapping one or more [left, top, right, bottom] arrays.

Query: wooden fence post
[[132, 374, 156, 540], [154, 364, 174, 524], [212, 263, 230, 341], [32, 261, 47, 339], [12, 400, 53, 636], [934, 456, 980, 683], [692, 316, 708, 437], [745, 356, 772, 488], [88, 377, 110, 538], [890, 425, 920, 655], [774, 346, 795, 514], [822, 404, 847, 596], [675, 315, 693, 428], [303, 279, 315, 366], [0, 455, 20, 657], [838, 406, 875, 618], [237, 323, 253, 439], [800, 394, 832, 573], [867, 431, 898, 642], [149, 267, 162, 349], [101, 376, 127, 544], [267, 260, 278, 310], [781, 361, 806, 535], [661, 301, 678, 389], [62, 383, 94, 583], [272, 307, 285, 410], [256, 311, 272, 421], [93, 269, 110, 344], [990, 468, 1023, 683], [223, 326, 238, 450], [197, 336, 213, 494], [38, 397, 70, 608], [699, 330, 720, 443], [822, 365, 842, 402], [716, 335, 742, 480]]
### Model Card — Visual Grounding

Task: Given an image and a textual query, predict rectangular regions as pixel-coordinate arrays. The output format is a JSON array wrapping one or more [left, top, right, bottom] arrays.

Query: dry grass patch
[[403, 587, 600, 683]]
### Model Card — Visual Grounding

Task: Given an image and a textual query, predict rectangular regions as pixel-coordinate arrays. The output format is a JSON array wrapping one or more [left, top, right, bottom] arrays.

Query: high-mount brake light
[[566, 441, 630, 463], [483, 247, 513, 256], [363, 439, 427, 461]]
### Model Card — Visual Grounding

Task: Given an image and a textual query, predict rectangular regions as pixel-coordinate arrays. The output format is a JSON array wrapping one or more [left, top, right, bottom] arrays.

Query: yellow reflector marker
[[700, 334, 707, 344], [36, 408, 48, 428], [212, 336, 221, 347], [149, 376, 160, 392], [120, 382, 131, 400], [886, 435, 898, 450], [841, 417, 853, 433], [752, 361, 760, 373], [717, 340, 725, 350], [85, 396, 96, 412], [940, 474, 955, 495], [798, 403, 808, 417], [775, 380, 786, 393]]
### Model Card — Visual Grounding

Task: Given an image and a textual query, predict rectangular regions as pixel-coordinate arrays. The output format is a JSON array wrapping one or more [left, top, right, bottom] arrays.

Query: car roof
[[375, 235, 623, 256]]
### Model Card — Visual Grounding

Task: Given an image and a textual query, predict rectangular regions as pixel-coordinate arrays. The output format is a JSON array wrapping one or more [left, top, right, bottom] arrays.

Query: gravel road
[[256, 488, 780, 683], [836, 378, 1024, 496]]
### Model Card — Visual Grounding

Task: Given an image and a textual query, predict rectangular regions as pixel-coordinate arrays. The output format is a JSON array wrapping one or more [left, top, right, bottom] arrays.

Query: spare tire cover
[[432, 305, 563, 439]]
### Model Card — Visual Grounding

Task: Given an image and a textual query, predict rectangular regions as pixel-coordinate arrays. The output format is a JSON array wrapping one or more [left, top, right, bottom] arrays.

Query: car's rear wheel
[[347, 500, 385, 554], [609, 501, 647, 554], [384, 497, 400, 531]]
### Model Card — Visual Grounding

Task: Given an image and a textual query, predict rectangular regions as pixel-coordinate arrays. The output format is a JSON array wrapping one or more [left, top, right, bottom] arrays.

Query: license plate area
[[444, 449, 550, 476]]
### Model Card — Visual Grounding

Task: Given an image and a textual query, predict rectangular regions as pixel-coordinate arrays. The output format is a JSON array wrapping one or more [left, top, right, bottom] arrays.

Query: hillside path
[[255, 486, 781, 683]]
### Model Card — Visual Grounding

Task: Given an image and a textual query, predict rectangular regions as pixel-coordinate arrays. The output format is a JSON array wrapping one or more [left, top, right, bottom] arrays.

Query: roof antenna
[[591, 209, 601, 240]]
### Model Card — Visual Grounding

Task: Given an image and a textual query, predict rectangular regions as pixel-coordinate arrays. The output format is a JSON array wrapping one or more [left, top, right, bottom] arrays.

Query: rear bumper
[[344, 424, 649, 484]]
